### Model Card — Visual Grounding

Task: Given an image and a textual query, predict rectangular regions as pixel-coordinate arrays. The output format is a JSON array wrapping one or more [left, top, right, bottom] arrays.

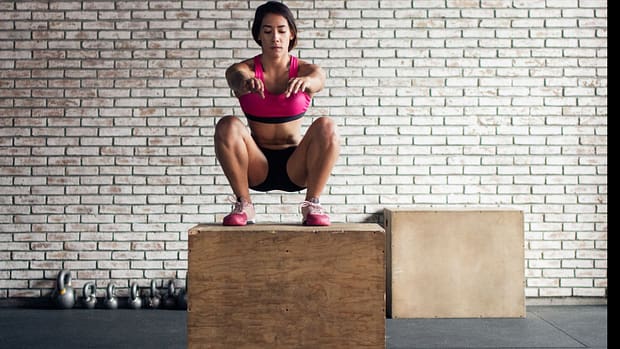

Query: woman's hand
[[243, 77, 265, 99], [285, 76, 309, 98]]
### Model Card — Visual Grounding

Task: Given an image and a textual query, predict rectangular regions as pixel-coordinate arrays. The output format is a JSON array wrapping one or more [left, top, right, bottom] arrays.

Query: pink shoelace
[[228, 196, 252, 214], [300, 200, 326, 214]]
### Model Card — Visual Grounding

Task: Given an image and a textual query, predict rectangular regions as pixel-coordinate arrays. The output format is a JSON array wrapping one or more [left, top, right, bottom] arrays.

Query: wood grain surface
[[385, 209, 525, 318], [187, 224, 386, 349]]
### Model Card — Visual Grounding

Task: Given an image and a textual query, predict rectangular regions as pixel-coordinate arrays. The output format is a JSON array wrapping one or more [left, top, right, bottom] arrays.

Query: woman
[[215, 1, 340, 226]]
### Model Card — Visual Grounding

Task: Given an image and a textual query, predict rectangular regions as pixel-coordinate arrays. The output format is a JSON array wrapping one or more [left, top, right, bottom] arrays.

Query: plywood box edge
[[188, 223, 385, 233], [383, 208, 524, 213]]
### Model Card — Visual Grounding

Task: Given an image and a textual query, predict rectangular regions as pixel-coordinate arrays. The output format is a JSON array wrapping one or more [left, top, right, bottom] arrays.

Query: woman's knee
[[312, 117, 340, 145], [215, 115, 245, 142]]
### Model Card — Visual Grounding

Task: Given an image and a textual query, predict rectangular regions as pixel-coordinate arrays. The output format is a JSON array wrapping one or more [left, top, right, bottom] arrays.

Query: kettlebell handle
[[106, 283, 115, 298], [150, 279, 158, 296], [167, 280, 175, 295], [57, 269, 72, 291], [131, 282, 140, 300], [83, 282, 95, 298]]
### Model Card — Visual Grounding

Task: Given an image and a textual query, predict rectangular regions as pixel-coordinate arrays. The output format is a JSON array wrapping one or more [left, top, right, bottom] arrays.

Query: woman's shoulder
[[228, 56, 259, 73], [235, 57, 255, 70], [296, 58, 323, 75]]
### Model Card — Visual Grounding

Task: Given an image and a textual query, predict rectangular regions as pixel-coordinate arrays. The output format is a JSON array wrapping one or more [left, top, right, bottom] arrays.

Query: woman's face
[[259, 13, 294, 55]]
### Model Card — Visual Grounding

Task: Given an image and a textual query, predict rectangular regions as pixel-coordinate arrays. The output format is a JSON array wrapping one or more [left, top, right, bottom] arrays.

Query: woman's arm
[[286, 61, 326, 98], [225, 61, 265, 98]]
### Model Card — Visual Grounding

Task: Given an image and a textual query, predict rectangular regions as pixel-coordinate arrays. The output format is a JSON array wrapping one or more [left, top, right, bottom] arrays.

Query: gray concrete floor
[[0, 305, 606, 348]]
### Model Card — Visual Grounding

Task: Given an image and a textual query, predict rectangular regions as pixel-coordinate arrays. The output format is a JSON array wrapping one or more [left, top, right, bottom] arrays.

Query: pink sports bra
[[238, 55, 312, 124]]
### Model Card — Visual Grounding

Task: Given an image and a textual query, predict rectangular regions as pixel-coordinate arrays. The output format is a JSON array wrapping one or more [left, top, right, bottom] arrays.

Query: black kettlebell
[[177, 286, 187, 310], [162, 279, 177, 309]]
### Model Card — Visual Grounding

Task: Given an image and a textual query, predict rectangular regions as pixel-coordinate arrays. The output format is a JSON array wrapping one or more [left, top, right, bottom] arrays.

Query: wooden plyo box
[[187, 223, 386, 349], [384, 209, 525, 318]]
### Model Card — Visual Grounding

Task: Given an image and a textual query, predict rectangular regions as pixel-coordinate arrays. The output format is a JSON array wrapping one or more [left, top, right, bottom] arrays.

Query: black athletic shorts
[[250, 145, 306, 192]]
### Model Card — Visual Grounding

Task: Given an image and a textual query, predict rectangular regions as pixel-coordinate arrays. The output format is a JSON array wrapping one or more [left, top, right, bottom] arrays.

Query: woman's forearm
[[287, 63, 325, 97], [226, 64, 252, 95], [302, 64, 326, 94]]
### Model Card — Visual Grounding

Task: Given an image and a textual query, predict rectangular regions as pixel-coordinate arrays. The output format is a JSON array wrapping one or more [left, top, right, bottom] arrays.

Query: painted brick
[[0, 0, 607, 302]]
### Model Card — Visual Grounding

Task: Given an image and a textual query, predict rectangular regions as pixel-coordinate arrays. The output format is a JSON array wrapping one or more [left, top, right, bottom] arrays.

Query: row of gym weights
[[51, 269, 188, 310]]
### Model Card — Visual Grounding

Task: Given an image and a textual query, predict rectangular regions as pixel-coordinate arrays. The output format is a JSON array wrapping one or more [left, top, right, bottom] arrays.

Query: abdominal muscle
[[248, 118, 303, 150]]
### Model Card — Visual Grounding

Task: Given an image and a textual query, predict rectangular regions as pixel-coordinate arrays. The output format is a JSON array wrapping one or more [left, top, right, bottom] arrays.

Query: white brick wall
[[0, 0, 607, 300]]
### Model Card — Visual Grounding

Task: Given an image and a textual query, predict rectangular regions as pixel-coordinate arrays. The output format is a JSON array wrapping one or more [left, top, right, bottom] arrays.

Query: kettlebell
[[177, 286, 187, 310], [146, 280, 160, 309], [128, 282, 142, 310], [52, 269, 75, 309], [162, 279, 177, 309], [82, 282, 97, 309], [103, 283, 118, 309]]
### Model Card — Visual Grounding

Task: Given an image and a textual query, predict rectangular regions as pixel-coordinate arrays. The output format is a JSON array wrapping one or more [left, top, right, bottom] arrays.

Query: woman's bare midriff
[[248, 118, 303, 150]]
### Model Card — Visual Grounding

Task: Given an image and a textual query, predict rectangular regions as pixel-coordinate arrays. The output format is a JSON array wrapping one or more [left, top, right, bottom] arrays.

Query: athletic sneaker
[[300, 200, 331, 226], [223, 198, 256, 226]]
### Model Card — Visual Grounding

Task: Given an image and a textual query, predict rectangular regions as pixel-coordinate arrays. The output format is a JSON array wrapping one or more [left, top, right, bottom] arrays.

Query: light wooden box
[[384, 209, 525, 318], [187, 223, 386, 349]]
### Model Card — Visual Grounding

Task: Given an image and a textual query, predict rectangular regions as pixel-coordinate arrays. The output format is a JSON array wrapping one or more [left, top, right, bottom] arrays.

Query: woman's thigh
[[215, 116, 269, 187], [286, 117, 337, 187]]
